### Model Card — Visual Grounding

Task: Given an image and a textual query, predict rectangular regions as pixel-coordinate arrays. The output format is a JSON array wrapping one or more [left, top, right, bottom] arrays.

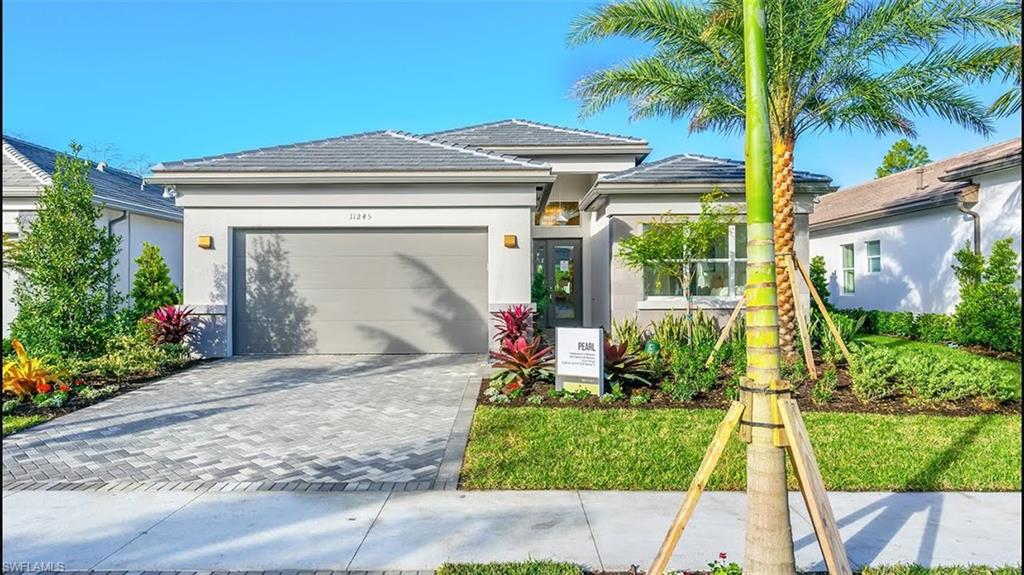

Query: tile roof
[[154, 131, 549, 173], [425, 119, 648, 147], [599, 153, 832, 184], [811, 138, 1022, 228], [3, 136, 181, 219]]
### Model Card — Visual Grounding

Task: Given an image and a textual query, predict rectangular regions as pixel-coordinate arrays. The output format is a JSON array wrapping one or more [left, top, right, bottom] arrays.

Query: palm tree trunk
[[772, 134, 797, 356], [742, 0, 796, 573]]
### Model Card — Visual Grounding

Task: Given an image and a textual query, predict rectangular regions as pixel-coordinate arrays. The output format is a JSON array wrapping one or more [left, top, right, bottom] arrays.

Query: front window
[[841, 244, 855, 294], [534, 201, 581, 226], [643, 224, 746, 298], [866, 240, 881, 273]]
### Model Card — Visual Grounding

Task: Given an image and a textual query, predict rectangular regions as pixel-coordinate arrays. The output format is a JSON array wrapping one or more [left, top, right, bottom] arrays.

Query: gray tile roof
[[154, 131, 549, 173], [811, 138, 1021, 228], [425, 119, 648, 147], [599, 153, 832, 184], [3, 136, 181, 219]]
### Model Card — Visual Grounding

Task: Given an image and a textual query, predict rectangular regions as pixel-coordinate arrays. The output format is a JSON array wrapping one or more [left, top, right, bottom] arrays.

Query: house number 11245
[[349, 212, 372, 221]]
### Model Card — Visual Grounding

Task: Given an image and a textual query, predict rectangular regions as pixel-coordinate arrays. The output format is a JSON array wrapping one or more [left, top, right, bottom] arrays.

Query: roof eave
[[938, 155, 1023, 183], [479, 144, 651, 157], [146, 170, 556, 186], [810, 191, 965, 232], [580, 180, 832, 211]]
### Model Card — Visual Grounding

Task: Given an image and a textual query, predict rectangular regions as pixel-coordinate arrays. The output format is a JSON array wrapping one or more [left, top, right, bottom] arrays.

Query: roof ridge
[[5, 135, 153, 185], [2, 137, 53, 186], [426, 118, 646, 144], [384, 131, 549, 169], [156, 130, 392, 169], [600, 153, 697, 180]]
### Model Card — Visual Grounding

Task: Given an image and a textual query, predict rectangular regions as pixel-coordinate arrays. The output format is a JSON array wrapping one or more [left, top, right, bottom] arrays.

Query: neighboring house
[[810, 138, 1022, 314], [2, 136, 183, 336], [148, 119, 832, 357]]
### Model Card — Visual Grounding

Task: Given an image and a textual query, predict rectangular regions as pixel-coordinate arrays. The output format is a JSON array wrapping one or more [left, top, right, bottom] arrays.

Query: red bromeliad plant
[[490, 304, 534, 344], [604, 339, 651, 388], [147, 305, 195, 345], [489, 336, 554, 388]]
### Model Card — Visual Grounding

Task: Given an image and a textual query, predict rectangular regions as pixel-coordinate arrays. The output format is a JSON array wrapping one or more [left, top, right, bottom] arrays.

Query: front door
[[533, 239, 583, 328]]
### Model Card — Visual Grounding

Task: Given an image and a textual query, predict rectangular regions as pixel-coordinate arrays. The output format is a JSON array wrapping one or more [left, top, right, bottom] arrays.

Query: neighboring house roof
[[425, 119, 649, 151], [152, 130, 549, 174], [3, 136, 181, 220], [598, 153, 831, 184], [810, 138, 1022, 231]]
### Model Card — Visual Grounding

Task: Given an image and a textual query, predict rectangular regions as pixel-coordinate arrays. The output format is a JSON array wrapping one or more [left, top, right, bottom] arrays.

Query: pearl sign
[[555, 327, 605, 396]]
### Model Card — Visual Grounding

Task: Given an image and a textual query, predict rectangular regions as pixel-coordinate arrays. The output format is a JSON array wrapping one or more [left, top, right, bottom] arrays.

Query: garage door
[[232, 228, 488, 354]]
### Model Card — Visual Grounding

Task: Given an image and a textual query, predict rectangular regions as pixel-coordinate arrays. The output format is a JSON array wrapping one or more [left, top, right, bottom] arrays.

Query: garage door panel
[[232, 228, 488, 354], [231, 255, 487, 290]]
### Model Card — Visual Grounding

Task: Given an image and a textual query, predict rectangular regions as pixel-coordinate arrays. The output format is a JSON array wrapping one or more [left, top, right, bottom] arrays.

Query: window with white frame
[[866, 240, 881, 273], [841, 243, 855, 294], [643, 224, 747, 298]]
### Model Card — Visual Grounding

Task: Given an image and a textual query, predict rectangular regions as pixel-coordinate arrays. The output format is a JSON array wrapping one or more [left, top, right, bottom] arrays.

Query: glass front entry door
[[533, 239, 583, 328]]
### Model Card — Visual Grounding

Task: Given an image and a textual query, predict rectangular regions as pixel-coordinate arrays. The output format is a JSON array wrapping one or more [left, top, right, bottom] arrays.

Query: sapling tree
[[131, 242, 181, 318], [6, 142, 122, 359], [617, 189, 736, 327]]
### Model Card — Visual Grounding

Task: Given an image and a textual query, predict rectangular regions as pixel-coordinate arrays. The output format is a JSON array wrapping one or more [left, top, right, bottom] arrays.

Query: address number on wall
[[348, 212, 373, 221]]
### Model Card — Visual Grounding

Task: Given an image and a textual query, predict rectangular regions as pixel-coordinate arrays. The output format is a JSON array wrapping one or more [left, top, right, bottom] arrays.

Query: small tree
[[7, 143, 122, 359], [953, 239, 1022, 353], [876, 139, 931, 178], [131, 242, 180, 318], [808, 255, 834, 313], [617, 190, 736, 325]]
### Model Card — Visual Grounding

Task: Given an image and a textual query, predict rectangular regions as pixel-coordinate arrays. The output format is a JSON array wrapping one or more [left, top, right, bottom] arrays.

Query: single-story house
[[809, 138, 1022, 314], [2, 136, 183, 336], [148, 119, 833, 357]]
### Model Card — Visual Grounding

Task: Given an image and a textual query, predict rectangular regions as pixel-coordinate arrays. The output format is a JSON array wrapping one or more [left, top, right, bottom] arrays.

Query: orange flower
[[59, 384, 71, 393], [36, 382, 52, 394]]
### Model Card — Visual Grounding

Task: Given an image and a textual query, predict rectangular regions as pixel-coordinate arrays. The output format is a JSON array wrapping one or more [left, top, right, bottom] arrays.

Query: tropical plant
[[131, 242, 181, 318], [876, 139, 931, 178], [649, 313, 689, 348], [616, 190, 736, 327], [6, 142, 122, 359], [953, 238, 1022, 353], [147, 305, 195, 345], [813, 313, 864, 365], [491, 304, 535, 344], [604, 339, 652, 387], [569, 0, 1017, 356], [2, 339, 66, 398], [611, 315, 646, 354], [689, 309, 719, 347], [83, 324, 189, 379], [811, 364, 838, 405], [489, 337, 555, 388]]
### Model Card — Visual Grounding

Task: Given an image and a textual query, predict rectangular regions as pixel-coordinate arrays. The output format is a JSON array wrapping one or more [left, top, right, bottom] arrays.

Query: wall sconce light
[[503, 234, 518, 248], [197, 235, 214, 249]]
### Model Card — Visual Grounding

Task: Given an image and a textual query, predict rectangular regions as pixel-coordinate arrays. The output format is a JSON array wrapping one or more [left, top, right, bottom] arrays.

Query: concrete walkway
[[2, 489, 1019, 572]]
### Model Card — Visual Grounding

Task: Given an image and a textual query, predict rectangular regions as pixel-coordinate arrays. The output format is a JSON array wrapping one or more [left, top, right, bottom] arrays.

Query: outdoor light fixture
[[503, 234, 518, 248], [555, 212, 570, 224], [197, 235, 214, 249]]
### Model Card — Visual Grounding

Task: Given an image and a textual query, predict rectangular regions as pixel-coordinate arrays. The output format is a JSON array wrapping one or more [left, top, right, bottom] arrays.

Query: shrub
[[147, 305, 195, 345], [876, 311, 917, 338], [604, 340, 651, 387], [6, 143, 122, 359], [808, 255, 834, 313], [813, 313, 864, 365], [611, 315, 645, 355], [2, 339, 66, 398], [489, 337, 554, 388], [131, 242, 181, 318], [953, 239, 1022, 353], [850, 346, 902, 401], [689, 310, 719, 347], [530, 271, 550, 324], [662, 342, 717, 401], [84, 323, 189, 379], [811, 365, 838, 404], [649, 313, 688, 348], [491, 305, 534, 344], [916, 313, 955, 343]]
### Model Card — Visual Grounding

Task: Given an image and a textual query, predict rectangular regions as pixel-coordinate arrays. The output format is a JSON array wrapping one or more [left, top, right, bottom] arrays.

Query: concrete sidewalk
[[2, 489, 1020, 572]]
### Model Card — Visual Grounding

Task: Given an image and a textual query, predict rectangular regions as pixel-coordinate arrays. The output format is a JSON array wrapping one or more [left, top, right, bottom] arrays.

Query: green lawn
[[462, 407, 1021, 491], [858, 335, 1022, 382], [2, 414, 50, 436]]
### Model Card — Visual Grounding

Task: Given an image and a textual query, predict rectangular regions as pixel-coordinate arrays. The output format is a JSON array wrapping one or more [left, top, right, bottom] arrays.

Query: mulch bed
[[3, 358, 216, 425], [478, 360, 1022, 417]]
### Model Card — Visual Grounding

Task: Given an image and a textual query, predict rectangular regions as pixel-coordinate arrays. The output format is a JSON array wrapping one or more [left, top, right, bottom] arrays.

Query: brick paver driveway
[[2, 354, 485, 492]]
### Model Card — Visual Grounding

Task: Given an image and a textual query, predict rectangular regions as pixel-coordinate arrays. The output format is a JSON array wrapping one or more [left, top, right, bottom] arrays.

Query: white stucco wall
[[175, 183, 537, 357], [809, 166, 1021, 313]]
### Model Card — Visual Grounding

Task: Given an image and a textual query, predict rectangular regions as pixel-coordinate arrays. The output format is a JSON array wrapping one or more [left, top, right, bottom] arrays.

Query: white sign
[[555, 327, 604, 396]]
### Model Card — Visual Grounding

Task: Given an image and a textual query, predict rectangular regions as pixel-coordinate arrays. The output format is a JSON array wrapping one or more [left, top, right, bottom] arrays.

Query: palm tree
[[569, 0, 1019, 354]]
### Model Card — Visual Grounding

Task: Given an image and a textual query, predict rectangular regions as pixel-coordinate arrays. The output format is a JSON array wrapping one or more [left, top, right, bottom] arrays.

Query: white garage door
[[232, 228, 488, 354]]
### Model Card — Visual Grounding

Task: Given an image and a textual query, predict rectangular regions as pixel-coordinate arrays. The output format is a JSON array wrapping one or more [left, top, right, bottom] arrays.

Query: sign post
[[555, 327, 605, 396]]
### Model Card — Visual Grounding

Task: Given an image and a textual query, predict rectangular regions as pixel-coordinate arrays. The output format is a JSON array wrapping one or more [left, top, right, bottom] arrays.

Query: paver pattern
[[2, 354, 484, 490]]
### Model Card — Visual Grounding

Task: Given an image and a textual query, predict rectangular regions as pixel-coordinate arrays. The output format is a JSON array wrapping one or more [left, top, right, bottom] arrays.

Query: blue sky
[[3, 1, 1020, 188]]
